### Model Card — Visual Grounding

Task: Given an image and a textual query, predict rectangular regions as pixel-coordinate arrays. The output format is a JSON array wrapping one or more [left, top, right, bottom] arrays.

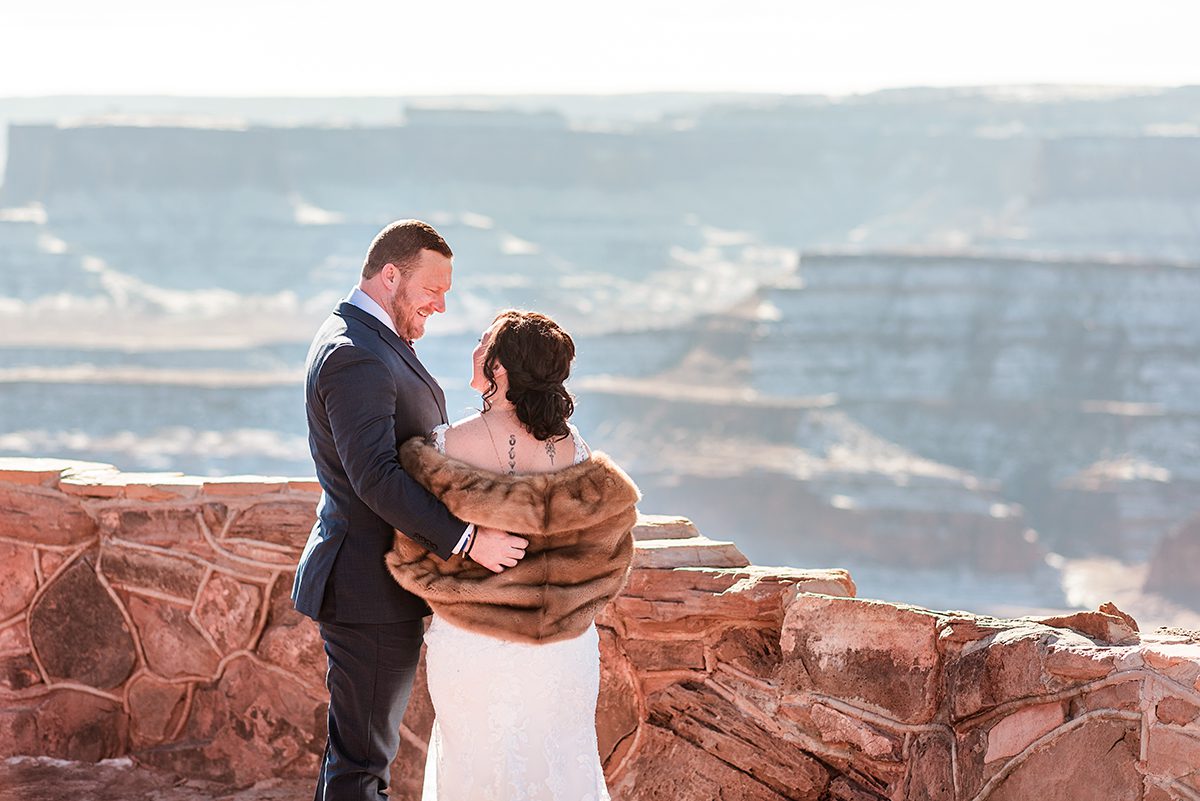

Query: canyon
[[2, 92, 1200, 798], [4, 98, 1200, 619]]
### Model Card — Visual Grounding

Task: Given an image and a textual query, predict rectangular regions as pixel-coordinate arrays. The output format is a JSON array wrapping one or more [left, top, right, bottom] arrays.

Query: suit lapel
[[337, 303, 449, 423]]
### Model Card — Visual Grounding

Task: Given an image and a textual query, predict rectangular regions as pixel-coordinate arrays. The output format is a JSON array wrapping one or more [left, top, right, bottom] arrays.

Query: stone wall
[[1, 457, 1198, 800]]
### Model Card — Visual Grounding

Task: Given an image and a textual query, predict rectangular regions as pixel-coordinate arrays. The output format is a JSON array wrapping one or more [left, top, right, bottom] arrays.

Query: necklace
[[480, 412, 517, 475]]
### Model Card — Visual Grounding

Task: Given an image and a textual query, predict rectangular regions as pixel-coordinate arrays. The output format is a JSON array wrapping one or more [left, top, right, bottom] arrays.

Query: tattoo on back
[[545, 439, 556, 464], [507, 434, 517, 475]]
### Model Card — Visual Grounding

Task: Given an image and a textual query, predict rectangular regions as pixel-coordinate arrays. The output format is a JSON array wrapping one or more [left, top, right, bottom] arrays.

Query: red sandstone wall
[[1, 457, 1198, 800]]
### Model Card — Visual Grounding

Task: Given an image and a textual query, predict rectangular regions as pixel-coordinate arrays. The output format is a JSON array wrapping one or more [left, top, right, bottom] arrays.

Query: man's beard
[[388, 282, 424, 341]]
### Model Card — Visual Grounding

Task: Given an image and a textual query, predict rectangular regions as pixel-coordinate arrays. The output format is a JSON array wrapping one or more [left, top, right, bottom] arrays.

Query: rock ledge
[[1, 459, 1198, 800]]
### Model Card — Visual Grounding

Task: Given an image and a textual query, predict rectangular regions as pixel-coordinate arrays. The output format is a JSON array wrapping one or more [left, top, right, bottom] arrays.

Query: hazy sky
[[3, 0, 1197, 96]]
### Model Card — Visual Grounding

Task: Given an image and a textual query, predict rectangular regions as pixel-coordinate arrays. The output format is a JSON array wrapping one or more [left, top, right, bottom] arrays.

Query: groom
[[293, 219, 529, 801]]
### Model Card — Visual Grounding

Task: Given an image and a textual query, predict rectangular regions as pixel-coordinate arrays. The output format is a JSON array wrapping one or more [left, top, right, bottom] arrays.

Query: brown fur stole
[[385, 436, 641, 644]]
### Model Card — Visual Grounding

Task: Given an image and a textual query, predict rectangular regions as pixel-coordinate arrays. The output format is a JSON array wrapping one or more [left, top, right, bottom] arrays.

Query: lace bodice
[[429, 421, 589, 467]]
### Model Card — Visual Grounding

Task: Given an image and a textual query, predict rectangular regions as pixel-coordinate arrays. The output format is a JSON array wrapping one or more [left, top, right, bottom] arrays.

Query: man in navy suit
[[293, 219, 528, 801]]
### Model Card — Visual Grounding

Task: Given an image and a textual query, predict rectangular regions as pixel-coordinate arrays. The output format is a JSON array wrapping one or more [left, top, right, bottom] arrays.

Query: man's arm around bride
[[290, 220, 527, 801]]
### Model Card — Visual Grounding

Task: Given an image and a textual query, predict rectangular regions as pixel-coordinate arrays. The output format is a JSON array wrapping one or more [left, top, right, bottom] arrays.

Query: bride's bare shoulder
[[441, 414, 494, 465]]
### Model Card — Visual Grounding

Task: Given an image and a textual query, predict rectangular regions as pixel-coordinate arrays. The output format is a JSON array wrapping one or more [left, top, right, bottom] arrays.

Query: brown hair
[[362, 219, 453, 279], [481, 310, 576, 441]]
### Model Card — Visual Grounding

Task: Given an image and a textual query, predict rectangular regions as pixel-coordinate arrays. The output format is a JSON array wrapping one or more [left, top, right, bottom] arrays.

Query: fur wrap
[[385, 436, 641, 644]]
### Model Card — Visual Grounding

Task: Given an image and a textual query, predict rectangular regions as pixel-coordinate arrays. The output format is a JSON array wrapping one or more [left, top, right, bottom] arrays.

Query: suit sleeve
[[319, 344, 464, 560]]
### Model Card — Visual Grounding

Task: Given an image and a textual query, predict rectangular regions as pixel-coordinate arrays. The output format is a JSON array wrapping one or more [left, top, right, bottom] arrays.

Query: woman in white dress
[[385, 310, 641, 801]]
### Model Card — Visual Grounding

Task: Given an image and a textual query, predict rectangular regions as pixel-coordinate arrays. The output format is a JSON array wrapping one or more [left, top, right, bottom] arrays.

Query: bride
[[385, 309, 641, 801]]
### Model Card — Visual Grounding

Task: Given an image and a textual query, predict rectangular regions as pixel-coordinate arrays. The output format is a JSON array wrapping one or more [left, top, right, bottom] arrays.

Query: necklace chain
[[480, 412, 517, 475], [481, 408, 561, 473]]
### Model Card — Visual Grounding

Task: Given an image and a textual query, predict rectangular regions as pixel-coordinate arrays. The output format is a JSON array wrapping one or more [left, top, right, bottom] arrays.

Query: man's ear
[[381, 262, 400, 288]]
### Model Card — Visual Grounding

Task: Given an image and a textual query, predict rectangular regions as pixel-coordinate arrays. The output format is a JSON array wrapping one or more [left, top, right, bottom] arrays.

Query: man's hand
[[469, 526, 529, 573]]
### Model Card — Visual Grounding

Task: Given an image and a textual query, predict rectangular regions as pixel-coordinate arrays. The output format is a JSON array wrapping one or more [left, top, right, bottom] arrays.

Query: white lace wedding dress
[[420, 423, 611, 801]]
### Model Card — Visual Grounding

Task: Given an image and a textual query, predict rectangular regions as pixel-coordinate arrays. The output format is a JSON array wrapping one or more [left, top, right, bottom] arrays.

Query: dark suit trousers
[[314, 618, 424, 801]]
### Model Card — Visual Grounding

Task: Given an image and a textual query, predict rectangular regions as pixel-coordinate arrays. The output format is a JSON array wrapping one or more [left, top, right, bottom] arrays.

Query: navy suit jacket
[[292, 302, 467, 624]]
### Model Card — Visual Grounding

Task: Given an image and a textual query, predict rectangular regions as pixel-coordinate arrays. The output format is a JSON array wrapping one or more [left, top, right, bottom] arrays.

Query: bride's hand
[[469, 526, 529, 573]]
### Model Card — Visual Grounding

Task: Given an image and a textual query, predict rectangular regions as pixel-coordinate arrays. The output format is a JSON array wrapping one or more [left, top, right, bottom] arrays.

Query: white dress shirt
[[345, 287, 473, 555], [346, 286, 398, 336]]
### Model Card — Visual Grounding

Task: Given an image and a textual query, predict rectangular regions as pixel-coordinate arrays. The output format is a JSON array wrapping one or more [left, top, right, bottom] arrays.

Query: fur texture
[[385, 436, 641, 644]]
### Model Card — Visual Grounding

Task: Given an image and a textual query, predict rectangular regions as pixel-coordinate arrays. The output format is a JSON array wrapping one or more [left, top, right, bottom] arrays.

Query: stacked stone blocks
[[1, 457, 1198, 800], [0, 458, 327, 782]]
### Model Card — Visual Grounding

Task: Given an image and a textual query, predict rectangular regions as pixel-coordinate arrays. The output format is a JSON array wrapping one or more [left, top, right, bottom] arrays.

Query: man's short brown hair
[[362, 219, 453, 279]]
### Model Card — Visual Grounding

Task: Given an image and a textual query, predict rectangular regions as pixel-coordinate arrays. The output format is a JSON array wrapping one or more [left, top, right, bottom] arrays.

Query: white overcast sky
[[1, 0, 1197, 96]]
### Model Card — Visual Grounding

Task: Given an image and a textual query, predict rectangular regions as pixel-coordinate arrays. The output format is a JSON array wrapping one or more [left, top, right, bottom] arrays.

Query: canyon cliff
[[3, 100, 1200, 626]]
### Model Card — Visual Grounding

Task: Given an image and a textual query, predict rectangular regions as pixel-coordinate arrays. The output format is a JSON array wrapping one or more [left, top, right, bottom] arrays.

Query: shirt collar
[[345, 286, 398, 338]]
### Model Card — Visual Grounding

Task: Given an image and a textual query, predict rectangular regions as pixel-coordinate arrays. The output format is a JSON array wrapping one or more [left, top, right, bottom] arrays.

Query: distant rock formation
[[1, 457, 1198, 800], [1, 112, 1198, 579], [7, 90, 1200, 258], [576, 377, 1049, 578], [1145, 513, 1200, 608], [636, 248, 1200, 567]]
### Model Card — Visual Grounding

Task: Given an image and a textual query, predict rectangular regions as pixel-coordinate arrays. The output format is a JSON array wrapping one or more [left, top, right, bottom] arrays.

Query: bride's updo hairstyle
[[481, 310, 576, 441]]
